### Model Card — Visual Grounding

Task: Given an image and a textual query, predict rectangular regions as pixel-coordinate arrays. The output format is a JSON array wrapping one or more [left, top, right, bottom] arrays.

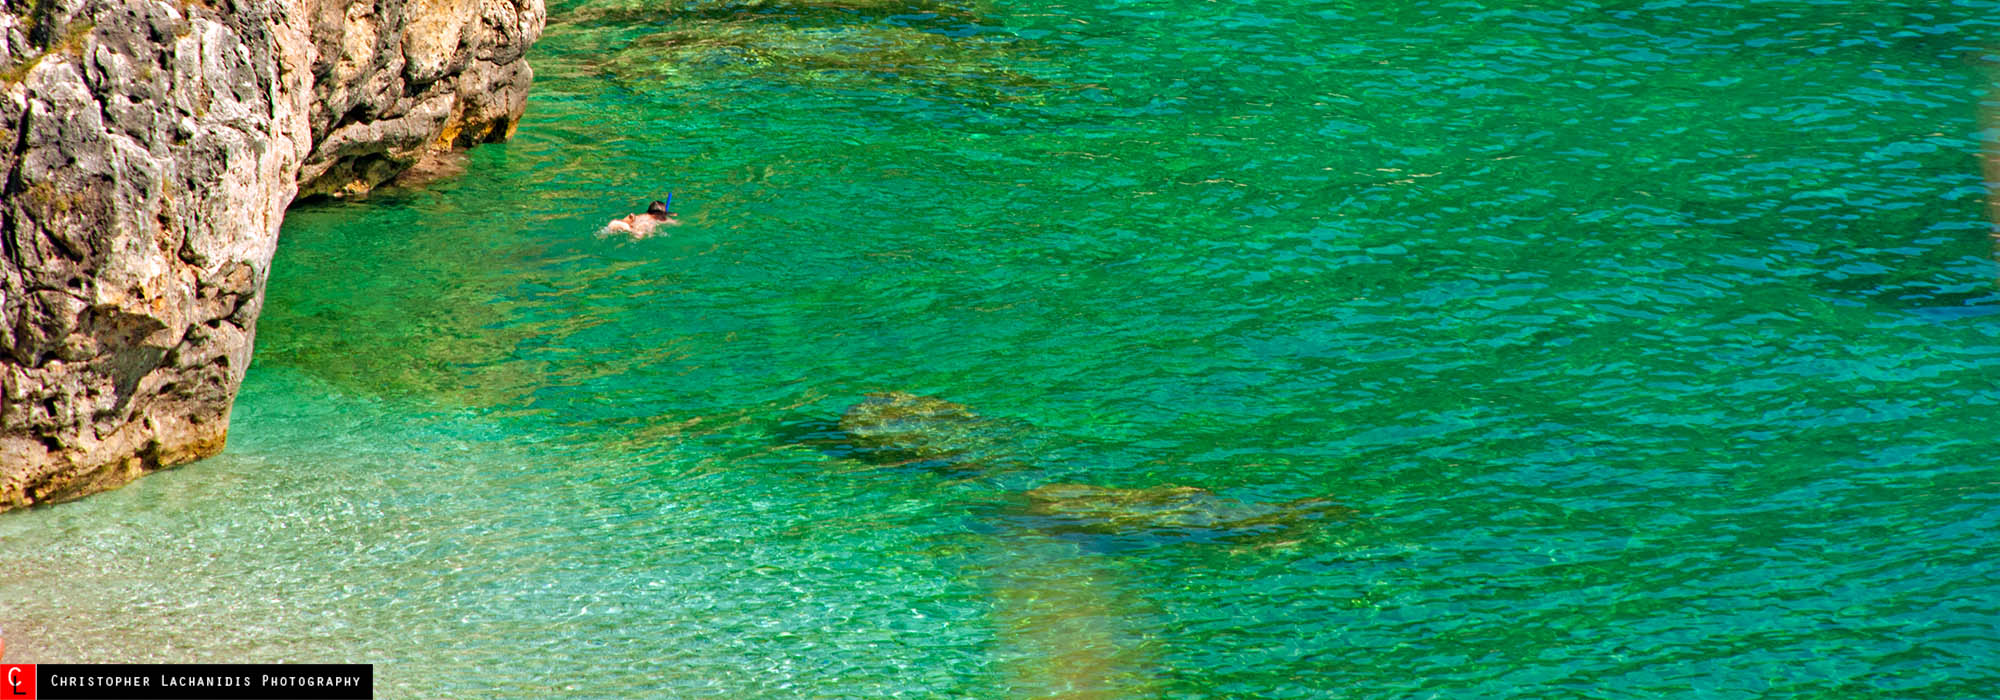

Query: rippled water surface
[[8, 0, 2000, 696]]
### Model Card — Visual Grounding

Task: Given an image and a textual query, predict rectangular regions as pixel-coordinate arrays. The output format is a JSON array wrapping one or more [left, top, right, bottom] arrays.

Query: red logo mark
[[2, 664, 32, 699]]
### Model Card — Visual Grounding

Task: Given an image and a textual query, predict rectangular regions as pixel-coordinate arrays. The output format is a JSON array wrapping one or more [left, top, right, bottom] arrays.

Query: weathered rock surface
[[0, 0, 544, 511]]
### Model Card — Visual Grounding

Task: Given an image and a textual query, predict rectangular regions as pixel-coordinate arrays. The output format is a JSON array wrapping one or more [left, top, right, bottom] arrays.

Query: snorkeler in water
[[602, 194, 680, 237]]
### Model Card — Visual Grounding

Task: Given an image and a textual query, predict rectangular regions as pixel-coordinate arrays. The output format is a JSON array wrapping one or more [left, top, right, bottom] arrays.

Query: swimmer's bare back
[[601, 195, 680, 238]]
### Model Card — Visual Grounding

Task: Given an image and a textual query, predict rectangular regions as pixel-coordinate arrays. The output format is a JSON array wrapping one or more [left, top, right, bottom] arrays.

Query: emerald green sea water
[[8, 0, 2000, 696]]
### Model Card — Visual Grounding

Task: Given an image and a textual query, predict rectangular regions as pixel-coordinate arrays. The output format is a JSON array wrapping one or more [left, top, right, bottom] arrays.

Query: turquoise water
[[8, 0, 2000, 695]]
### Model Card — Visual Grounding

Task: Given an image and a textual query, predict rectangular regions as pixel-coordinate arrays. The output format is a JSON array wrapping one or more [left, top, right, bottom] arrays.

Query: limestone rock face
[[0, 0, 543, 511], [300, 0, 544, 197]]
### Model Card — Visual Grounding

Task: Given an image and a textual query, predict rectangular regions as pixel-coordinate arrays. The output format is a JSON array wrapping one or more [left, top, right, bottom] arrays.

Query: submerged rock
[[589, 21, 1038, 94], [1014, 483, 1351, 544], [559, 0, 1066, 110], [569, 0, 986, 25], [819, 392, 1353, 547], [836, 391, 1003, 469]]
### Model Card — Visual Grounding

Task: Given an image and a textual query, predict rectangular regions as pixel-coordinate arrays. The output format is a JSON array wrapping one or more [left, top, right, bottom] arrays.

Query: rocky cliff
[[0, 0, 544, 510]]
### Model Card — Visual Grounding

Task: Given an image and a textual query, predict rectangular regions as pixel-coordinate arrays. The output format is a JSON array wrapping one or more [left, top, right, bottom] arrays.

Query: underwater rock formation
[[562, 0, 1059, 110], [1014, 483, 1351, 544], [837, 390, 1004, 469], [825, 392, 1350, 545], [0, 0, 544, 511]]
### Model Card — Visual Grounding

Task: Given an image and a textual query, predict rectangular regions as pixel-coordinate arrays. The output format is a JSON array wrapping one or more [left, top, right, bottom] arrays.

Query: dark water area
[[6, 0, 2000, 696]]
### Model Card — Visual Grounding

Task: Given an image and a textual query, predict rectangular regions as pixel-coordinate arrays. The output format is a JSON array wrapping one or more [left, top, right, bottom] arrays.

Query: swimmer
[[601, 195, 680, 238]]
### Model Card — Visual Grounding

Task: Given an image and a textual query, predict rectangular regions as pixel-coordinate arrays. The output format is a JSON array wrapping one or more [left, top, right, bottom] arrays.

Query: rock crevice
[[0, 0, 544, 511]]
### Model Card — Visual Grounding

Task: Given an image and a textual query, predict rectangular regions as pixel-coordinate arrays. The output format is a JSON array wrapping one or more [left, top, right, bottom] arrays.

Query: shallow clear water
[[8, 0, 2000, 696]]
